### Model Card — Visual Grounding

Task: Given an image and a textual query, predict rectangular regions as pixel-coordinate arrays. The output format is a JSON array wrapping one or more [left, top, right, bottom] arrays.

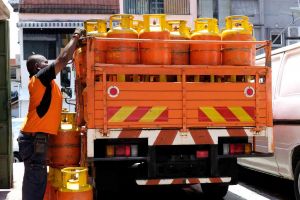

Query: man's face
[[36, 55, 48, 72]]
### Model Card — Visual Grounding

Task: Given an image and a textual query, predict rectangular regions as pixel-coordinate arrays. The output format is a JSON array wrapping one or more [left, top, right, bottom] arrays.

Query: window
[[23, 28, 74, 60], [24, 40, 56, 60], [270, 30, 283, 47], [150, 0, 164, 14], [10, 68, 17, 80], [124, 0, 190, 15], [279, 48, 300, 96]]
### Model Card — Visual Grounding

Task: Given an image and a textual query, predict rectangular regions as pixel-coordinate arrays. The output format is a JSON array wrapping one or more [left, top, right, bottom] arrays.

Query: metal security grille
[[124, 0, 190, 15]]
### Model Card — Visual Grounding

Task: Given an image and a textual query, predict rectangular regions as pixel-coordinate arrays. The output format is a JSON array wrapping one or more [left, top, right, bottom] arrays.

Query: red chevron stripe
[[107, 107, 121, 120], [188, 178, 200, 184], [124, 107, 150, 122], [198, 109, 212, 122], [118, 129, 142, 138], [227, 128, 247, 137], [190, 129, 214, 144], [215, 107, 239, 121], [154, 130, 177, 145], [172, 179, 186, 184], [243, 106, 255, 119], [209, 177, 222, 183], [147, 179, 160, 185], [154, 109, 168, 122]]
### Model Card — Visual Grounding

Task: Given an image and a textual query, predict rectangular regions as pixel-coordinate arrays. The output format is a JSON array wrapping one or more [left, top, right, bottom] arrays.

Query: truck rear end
[[75, 37, 273, 198]]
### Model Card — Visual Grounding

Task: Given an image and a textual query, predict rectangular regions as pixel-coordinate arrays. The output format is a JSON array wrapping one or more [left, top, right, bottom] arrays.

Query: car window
[[279, 48, 300, 97]]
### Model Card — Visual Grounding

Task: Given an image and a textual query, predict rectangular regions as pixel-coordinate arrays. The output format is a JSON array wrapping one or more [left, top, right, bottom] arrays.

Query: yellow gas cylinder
[[84, 19, 107, 64], [221, 15, 255, 66], [167, 20, 190, 65], [190, 18, 221, 65], [133, 19, 144, 33], [57, 167, 93, 200]]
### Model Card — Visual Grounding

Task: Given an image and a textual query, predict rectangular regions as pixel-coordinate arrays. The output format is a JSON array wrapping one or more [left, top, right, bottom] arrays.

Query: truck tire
[[201, 184, 229, 199], [294, 161, 300, 200]]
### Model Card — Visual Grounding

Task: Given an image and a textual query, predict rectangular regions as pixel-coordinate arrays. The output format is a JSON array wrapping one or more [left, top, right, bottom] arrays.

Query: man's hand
[[73, 28, 86, 39]]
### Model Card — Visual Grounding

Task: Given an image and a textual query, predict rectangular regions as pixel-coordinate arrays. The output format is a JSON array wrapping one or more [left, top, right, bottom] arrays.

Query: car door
[[238, 52, 283, 176]]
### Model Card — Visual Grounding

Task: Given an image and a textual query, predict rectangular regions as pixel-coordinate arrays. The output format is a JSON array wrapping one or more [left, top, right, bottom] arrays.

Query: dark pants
[[18, 132, 48, 200]]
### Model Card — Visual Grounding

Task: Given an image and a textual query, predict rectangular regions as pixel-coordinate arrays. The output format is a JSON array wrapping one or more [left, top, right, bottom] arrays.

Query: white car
[[238, 42, 300, 199], [12, 118, 25, 162]]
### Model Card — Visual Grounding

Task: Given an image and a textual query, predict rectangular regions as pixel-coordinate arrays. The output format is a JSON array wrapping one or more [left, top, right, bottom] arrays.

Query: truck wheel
[[201, 184, 229, 199], [294, 161, 300, 199]]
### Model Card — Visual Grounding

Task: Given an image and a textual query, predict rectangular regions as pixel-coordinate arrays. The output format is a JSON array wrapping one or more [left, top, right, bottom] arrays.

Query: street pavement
[[0, 163, 292, 200]]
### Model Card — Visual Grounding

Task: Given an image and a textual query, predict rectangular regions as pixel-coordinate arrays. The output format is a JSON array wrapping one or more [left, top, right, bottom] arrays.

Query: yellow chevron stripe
[[200, 107, 226, 122], [109, 106, 137, 122], [228, 106, 254, 122], [139, 106, 167, 122]]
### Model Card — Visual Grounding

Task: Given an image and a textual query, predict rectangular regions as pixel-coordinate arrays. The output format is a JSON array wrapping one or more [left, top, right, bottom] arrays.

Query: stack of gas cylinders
[[77, 14, 255, 70], [73, 14, 255, 124], [44, 111, 92, 200]]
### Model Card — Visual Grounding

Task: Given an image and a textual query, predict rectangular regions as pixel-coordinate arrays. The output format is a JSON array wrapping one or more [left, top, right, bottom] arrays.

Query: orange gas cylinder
[[44, 167, 62, 200], [43, 167, 54, 200], [75, 79, 85, 126], [57, 167, 93, 200], [49, 112, 81, 168], [139, 14, 171, 65], [167, 20, 190, 65], [221, 15, 255, 66], [73, 46, 86, 85], [84, 19, 107, 64], [106, 14, 139, 65], [190, 18, 221, 65]]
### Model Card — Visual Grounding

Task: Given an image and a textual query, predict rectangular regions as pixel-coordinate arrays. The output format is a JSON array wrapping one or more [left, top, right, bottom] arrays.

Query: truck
[[238, 42, 300, 200], [73, 27, 274, 199]]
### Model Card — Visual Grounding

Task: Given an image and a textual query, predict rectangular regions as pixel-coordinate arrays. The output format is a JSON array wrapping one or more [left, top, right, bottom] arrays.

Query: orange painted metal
[[222, 15, 255, 66], [106, 14, 139, 65], [139, 14, 171, 65], [74, 46, 87, 84], [57, 190, 93, 200], [78, 36, 272, 135], [48, 130, 81, 167], [190, 18, 221, 65], [167, 20, 190, 65]]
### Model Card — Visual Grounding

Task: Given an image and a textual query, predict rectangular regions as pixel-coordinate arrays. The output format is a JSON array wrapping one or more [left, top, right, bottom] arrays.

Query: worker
[[17, 28, 85, 200]]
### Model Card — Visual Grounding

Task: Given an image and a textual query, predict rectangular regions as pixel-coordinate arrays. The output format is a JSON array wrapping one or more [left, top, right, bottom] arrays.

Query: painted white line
[[229, 185, 270, 200]]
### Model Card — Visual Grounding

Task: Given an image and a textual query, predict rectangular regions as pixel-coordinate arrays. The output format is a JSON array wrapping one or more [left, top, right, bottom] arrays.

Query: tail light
[[229, 144, 244, 154], [223, 143, 252, 155], [106, 145, 114, 157], [196, 150, 209, 158], [106, 144, 138, 157]]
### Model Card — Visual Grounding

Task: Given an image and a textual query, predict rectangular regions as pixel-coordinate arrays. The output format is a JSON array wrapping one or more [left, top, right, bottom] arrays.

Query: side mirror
[[61, 88, 72, 98], [61, 67, 71, 88]]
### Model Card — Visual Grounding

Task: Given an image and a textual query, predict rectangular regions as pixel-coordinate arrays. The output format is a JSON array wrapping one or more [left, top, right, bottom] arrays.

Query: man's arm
[[54, 28, 84, 75]]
